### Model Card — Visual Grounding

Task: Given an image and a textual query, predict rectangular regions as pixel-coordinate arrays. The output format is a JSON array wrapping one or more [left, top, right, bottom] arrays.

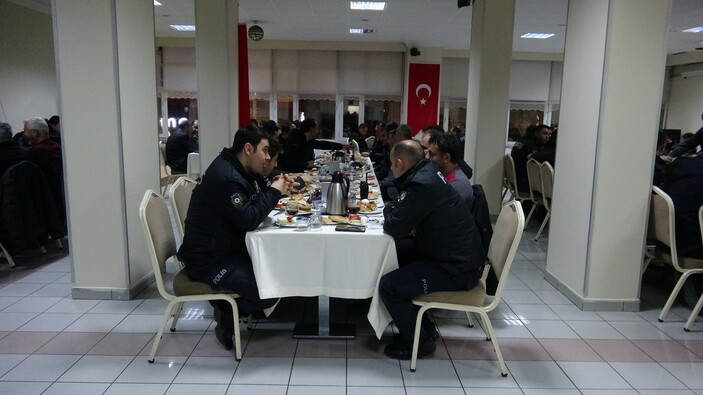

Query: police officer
[[379, 139, 486, 360], [178, 125, 290, 350]]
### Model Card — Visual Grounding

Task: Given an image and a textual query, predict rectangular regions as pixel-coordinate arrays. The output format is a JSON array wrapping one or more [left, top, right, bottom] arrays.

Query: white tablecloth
[[245, 223, 398, 339]]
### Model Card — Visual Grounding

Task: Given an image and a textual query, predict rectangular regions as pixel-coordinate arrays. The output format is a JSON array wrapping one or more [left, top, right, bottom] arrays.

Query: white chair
[[684, 205, 703, 331], [168, 177, 198, 243], [503, 154, 530, 203], [186, 152, 200, 180], [524, 158, 546, 226], [349, 138, 360, 154], [409, 200, 525, 374], [534, 162, 554, 241], [139, 190, 244, 362], [365, 136, 376, 148], [648, 186, 703, 323]]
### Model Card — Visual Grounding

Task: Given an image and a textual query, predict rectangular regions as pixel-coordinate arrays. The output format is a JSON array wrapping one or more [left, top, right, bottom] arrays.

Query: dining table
[[244, 155, 397, 339]]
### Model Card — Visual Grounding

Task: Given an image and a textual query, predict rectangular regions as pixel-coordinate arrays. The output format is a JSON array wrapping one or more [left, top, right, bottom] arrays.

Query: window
[[364, 99, 400, 126], [250, 96, 270, 122], [343, 97, 360, 138], [277, 94, 294, 123], [508, 102, 546, 142], [299, 98, 336, 139]]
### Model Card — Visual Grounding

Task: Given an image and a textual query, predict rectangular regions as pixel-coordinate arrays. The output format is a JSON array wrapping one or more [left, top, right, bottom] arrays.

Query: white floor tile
[[2, 354, 81, 381], [533, 290, 573, 305], [173, 356, 237, 384], [661, 362, 703, 389], [502, 290, 544, 305], [165, 384, 228, 395], [637, 391, 696, 395], [18, 312, 81, 332], [38, 260, 71, 273], [406, 388, 466, 395], [401, 359, 462, 387], [506, 361, 575, 389], [464, 389, 524, 395], [524, 319, 580, 339], [104, 383, 169, 395], [520, 390, 581, 395], [579, 391, 638, 395], [510, 304, 560, 320], [116, 356, 187, 383], [0, 381, 50, 395], [347, 387, 406, 395], [64, 313, 126, 332], [43, 382, 110, 395], [132, 299, 171, 315], [15, 271, 66, 284], [0, 283, 46, 297], [651, 321, 703, 340], [112, 314, 163, 333], [45, 298, 100, 314], [226, 384, 287, 395], [557, 361, 632, 389], [289, 357, 346, 386], [566, 321, 624, 339], [347, 358, 403, 387], [286, 385, 346, 395], [549, 305, 602, 321], [0, 296, 21, 310], [31, 283, 71, 297], [2, 296, 63, 313], [597, 312, 646, 322], [0, 354, 28, 377], [0, 312, 38, 331], [454, 360, 519, 388], [231, 357, 293, 385], [610, 362, 687, 390], [489, 319, 534, 338], [435, 318, 487, 339], [58, 355, 133, 382], [55, 273, 72, 284], [609, 321, 671, 340], [89, 300, 142, 314]]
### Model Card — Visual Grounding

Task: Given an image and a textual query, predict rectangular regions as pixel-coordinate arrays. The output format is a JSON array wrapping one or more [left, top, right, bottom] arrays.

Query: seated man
[[278, 118, 346, 173], [427, 133, 474, 208], [348, 123, 370, 153], [178, 125, 289, 350], [511, 124, 553, 193], [166, 120, 198, 173], [379, 140, 486, 360], [24, 117, 62, 179], [0, 122, 27, 177]]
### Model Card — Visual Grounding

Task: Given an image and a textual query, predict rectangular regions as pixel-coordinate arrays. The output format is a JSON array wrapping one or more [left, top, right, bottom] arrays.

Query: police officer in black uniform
[[178, 125, 290, 350], [379, 139, 486, 360]]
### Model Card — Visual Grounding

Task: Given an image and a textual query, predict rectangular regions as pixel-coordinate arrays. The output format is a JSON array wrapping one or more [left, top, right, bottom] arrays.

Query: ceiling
[[12, 0, 703, 55]]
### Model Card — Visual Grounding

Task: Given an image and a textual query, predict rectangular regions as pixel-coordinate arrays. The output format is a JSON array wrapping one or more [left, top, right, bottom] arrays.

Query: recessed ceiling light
[[170, 25, 195, 32], [350, 2, 386, 11], [521, 33, 554, 39], [154, 0, 162, 5], [350, 28, 375, 34], [683, 26, 703, 33]]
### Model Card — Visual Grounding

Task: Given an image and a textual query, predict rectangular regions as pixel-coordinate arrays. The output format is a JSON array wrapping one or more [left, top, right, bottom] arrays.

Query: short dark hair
[[397, 124, 412, 140], [429, 133, 462, 163], [299, 118, 317, 134], [385, 122, 399, 132], [423, 124, 444, 133], [269, 139, 283, 158], [178, 119, 191, 130], [49, 115, 60, 125], [232, 124, 268, 153], [533, 124, 552, 135], [391, 139, 424, 166]]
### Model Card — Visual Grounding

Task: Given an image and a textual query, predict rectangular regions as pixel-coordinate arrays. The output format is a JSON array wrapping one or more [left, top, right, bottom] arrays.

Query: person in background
[[348, 123, 370, 153], [261, 120, 281, 142], [165, 119, 198, 173], [661, 113, 703, 163], [178, 125, 290, 350], [511, 124, 553, 193], [427, 133, 474, 207], [380, 124, 413, 201], [0, 122, 27, 176], [24, 117, 62, 179], [279, 121, 294, 145], [379, 140, 486, 360], [48, 115, 61, 145], [278, 118, 347, 173]]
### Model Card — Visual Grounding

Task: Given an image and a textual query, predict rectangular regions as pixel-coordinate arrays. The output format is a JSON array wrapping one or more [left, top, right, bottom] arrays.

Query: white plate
[[274, 216, 308, 227]]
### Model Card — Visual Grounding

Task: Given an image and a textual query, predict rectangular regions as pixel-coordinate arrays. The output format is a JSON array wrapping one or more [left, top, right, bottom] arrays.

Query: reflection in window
[[508, 102, 545, 142], [343, 97, 360, 138], [277, 95, 294, 123], [299, 98, 336, 139], [250, 96, 270, 122], [364, 99, 400, 126]]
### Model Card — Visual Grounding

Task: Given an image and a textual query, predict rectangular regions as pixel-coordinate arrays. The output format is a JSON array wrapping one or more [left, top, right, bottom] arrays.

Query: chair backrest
[[169, 177, 198, 241], [699, 205, 703, 246], [365, 136, 376, 147], [139, 190, 177, 299], [539, 161, 554, 207], [349, 139, 360, 153], [186, 152, 200, 179], [503, 154, 519, 200], [526, 158, 543, 202], [650, 186, 677, 255], [485, 200, 525, 309], [158, 141, 167, 167]]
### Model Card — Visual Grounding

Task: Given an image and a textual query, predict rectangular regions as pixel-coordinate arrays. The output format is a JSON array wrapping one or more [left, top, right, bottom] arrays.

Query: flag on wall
[[406, 63, 441, 136]]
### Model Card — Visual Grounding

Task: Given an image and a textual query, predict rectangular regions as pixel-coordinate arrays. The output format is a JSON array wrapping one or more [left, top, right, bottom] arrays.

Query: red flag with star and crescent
[[406, 63, 441, 136]]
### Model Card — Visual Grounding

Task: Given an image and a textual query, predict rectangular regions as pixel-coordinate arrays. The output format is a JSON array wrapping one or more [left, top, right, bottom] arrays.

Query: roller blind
[[249, 49, 272, 94], [162, 47, 197, 98], [339, 51, 403, 98]]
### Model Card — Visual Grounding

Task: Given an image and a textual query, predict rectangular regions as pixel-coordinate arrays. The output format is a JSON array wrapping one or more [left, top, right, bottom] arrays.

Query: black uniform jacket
[[383, 159, 487, 274], [178, 148, 282, 277], [279, 129, 343, 173]]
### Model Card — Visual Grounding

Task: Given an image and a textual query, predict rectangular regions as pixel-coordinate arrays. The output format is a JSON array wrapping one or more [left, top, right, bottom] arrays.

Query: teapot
[[326, 171, 350, 215]]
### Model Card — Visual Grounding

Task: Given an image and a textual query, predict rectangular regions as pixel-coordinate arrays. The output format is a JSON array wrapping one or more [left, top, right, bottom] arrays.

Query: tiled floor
[[2, 227, 703, 394]]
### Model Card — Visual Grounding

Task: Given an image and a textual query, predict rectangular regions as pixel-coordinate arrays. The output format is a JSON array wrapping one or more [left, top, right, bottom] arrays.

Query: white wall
[[0, 1, 58, 131], [666, 72, 703, 133]]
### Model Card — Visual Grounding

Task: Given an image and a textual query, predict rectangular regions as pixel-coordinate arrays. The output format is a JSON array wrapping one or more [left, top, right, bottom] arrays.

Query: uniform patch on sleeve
[[230, 192, 246, 207], [398, 191, 407, 202]]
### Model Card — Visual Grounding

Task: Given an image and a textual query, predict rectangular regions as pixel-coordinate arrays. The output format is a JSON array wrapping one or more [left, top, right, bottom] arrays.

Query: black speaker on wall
[[410, 47, 421, 56], [458, 0, 472, 8]]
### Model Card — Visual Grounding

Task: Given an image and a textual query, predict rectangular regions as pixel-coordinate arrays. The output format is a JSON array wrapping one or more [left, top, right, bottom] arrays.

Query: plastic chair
[[409, 201, 525, 374], [0, 241, 15, 268], [365, 136, 376, 148], [139, 190, 244, 362], [168, 177, 198, 243], [534, 162, 554, 240], [524, 158, 546, 226], [648, 187, 703, 323], [186, 152, 200, 180], [685, 205, 703, 331], [503, 154, 530, 203]]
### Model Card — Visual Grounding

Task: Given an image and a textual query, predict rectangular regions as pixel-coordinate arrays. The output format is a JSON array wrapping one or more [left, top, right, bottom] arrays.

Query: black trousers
[[379, 259, 480, 343], [187, 255, 278, 316]]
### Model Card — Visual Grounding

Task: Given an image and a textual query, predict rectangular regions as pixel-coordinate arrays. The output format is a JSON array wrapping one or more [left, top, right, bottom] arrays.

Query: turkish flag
[[406, 63, 441, 136]]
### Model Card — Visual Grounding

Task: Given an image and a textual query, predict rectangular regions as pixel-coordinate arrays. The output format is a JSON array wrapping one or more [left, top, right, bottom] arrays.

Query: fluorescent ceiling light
[[350, 2, 386, 11], [683, 26, 703, 33], [521, 33, 554, 39], [170, 24, 195, 32], [349, 28, 375, 34], [154, 1, 162, 5]]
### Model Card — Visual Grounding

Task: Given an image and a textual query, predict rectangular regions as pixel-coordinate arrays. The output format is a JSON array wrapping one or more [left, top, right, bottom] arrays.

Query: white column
[[195, 0, 239, 167], [53, 0, 158, 299], [464, 0, 515, 214], [545, 0, 670, 311]]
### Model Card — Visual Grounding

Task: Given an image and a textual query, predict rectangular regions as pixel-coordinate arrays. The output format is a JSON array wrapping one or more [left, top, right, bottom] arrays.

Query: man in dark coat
[[0, 123, 27, 177], [278, 118, 347, 173], [379, 140, 487, 360], [178, 125, 289, 350], [348, 123, 370, 153], [511, 124, 554, 192], [166, 120, 198, 173]]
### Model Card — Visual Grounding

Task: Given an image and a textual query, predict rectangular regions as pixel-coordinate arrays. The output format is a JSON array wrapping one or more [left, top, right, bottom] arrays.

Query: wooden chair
[[648, 187, 703, 323], [139, 190, 244, 362], [534, 162, 554, 240], [409, 201, 525, 375], [524, 158, 546, 226]]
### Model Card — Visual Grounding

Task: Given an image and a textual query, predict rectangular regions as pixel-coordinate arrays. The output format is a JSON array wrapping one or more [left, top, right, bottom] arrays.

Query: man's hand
[[271, 174, 289, 194], [659, 155, 674, 164]]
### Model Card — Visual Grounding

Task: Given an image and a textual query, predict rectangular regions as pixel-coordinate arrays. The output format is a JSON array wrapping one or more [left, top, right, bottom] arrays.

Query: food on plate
[[359, 200, 378, 212], [296, 200, 312, 211], [321, 214, 362, 224], [276, 216, 298, 226]]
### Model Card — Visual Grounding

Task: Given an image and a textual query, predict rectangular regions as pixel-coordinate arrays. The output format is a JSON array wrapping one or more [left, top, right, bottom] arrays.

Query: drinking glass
[[285, 201, 299, 216], [309, 204, 323, 231]]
